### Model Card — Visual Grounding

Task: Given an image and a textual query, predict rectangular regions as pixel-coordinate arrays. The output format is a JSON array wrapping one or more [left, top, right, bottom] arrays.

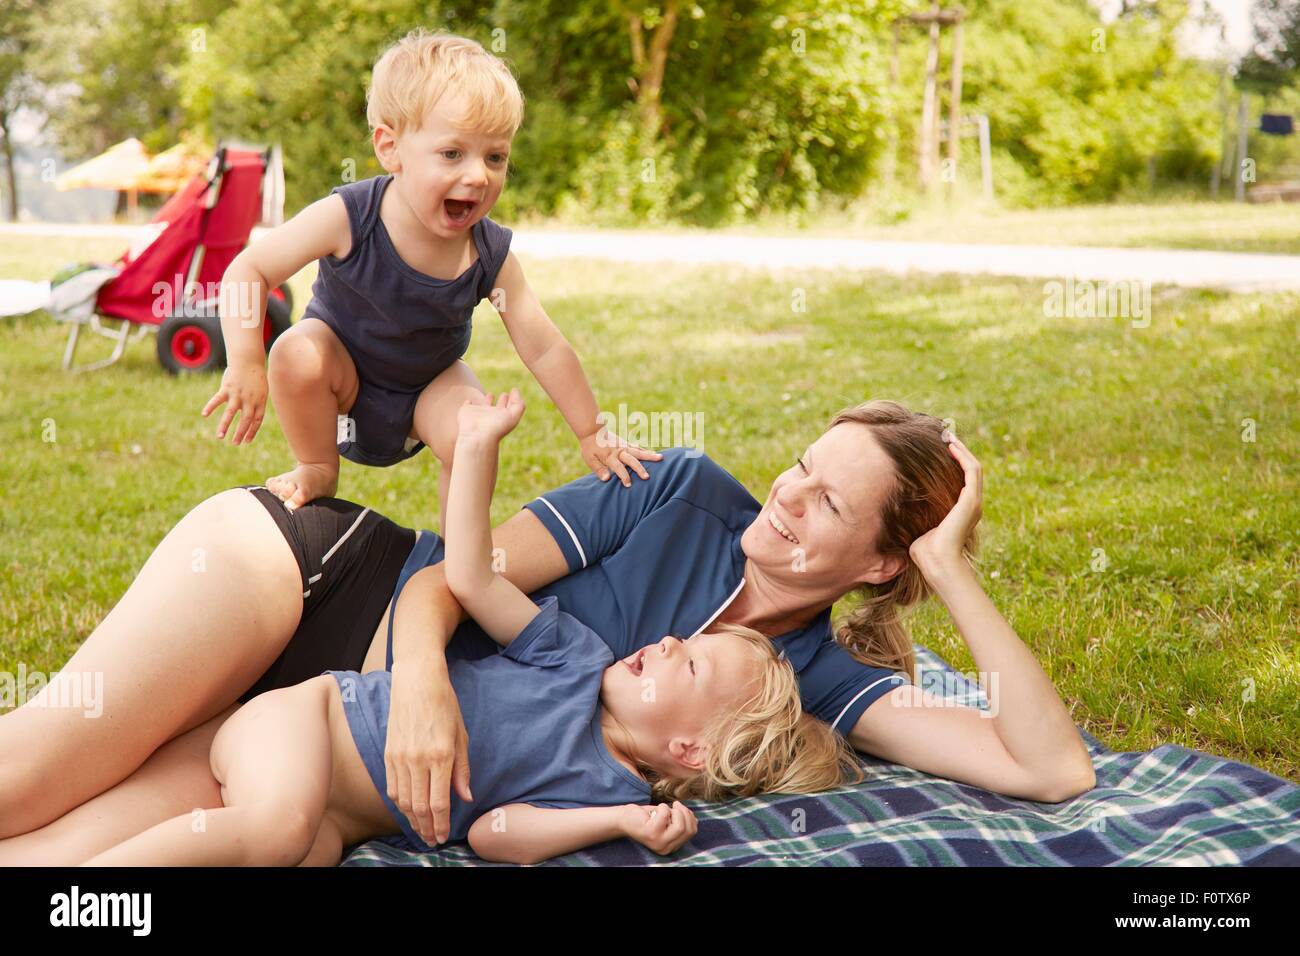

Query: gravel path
[[4, 222, 1298, 292]]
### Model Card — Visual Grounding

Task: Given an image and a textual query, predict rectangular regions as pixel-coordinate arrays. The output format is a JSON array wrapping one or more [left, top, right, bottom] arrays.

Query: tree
[[20, 0, 228, 215], [1236, 0, 1300, 94], [621, 0, 680, 141], [0, 0, 50, 220], [175, 0, 898, 224]]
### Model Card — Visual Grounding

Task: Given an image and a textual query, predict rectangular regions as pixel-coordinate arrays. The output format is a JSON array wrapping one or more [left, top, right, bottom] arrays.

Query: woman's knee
[[0, 708, 103, 838]]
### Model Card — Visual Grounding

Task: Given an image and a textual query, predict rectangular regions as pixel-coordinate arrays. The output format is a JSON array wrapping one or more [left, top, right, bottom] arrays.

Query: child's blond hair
[[366, 28, 524, 139], [640, 621, 867, 803]]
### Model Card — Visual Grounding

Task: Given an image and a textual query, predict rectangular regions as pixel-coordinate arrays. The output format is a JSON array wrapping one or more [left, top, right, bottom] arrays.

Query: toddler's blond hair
[[366, 28, 524, 139], [640, 621, 867, 803]]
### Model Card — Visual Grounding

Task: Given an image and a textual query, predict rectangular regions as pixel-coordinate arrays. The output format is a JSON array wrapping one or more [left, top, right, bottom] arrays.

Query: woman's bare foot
[[266, 461, 339, 510]]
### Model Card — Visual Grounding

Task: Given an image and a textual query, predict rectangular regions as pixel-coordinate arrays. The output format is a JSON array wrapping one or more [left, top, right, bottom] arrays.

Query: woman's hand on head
[[579, 425, 663, 487], [385, 662, 473, 846], [908, 431, 983, 579]]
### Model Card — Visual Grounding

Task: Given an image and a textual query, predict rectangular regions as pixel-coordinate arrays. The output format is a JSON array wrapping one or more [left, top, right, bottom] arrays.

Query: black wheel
[[264, 293, 292, 349], [157, 308, 226, 374]]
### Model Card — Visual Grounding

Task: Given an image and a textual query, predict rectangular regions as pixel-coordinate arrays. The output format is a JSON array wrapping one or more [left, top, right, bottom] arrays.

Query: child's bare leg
[[0, 705, 234, 866], [409, 360, 486, 533], [266, 317, 360, 510], [83, 677, 335, 867]]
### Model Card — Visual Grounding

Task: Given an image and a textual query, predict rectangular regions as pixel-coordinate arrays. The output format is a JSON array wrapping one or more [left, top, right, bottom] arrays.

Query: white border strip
[[687, 578, 746, 640], [321, 507, 371, 565], [533, 497, 587, 569], [832, 674, 907, 732]]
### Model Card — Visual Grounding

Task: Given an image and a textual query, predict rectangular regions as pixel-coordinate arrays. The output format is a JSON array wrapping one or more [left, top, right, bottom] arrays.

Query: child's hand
[[618, 801, 697, 856], [456, 388, 526, 444], [201, 362, 268, 445], [579, 425, 663, 487]]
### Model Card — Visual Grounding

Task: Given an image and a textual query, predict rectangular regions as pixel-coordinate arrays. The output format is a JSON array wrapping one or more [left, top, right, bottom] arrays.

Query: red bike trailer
[[53, 141, 294, 374]]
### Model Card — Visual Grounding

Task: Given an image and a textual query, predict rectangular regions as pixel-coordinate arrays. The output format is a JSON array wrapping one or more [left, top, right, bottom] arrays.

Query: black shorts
[[236, 485, 417, 704]]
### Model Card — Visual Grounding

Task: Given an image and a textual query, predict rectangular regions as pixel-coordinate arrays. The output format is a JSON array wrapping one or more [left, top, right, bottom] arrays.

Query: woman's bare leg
[[84, 678, 334, 867], [265, 317, 360, 510], [0, 488, 303, 838], [0, 704, 235, 865]]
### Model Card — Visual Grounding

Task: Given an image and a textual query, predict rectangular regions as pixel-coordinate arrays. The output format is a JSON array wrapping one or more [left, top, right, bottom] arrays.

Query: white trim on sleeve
[[533, 496, 587, 569], [832, 674, 907, 732]]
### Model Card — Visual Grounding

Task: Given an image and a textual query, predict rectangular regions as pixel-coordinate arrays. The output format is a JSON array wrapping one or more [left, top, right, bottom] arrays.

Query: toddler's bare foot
[[265, 461, 338, 511]]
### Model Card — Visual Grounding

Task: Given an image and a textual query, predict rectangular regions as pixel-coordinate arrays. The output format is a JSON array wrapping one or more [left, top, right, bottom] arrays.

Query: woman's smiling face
[[742, 422, 904, 593]]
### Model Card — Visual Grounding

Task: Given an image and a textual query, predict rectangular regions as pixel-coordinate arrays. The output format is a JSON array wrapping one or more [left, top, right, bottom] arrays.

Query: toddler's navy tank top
[[306, 174, 513, 393]]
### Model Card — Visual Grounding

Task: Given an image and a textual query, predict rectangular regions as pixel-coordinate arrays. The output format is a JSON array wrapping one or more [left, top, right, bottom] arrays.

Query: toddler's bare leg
[[266, 317, 360, 510], [84, 677, 335, 866], [408, 360, 485, 533]]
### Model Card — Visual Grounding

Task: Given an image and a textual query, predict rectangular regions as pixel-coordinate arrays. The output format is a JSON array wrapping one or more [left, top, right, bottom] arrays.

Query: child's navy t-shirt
[[326, 595, 650, 850]]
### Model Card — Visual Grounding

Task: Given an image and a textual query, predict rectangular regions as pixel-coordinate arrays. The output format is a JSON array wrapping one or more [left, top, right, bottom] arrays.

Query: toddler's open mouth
[[443, 197, 476, 226]]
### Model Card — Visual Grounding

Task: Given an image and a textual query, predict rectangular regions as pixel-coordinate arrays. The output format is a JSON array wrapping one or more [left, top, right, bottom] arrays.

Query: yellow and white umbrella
[[54, 137, 152, 190], [130, 141, 211, 193], [54, 138, 153, 217]]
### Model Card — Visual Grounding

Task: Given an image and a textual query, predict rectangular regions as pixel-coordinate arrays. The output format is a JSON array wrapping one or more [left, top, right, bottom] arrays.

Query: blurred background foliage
[[3, 0, 1299, 224]]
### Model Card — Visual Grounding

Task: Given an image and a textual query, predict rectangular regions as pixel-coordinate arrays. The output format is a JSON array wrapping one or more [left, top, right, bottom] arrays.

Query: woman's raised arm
[[849, 434, 1096, 803], [385, 506, 570, 846]]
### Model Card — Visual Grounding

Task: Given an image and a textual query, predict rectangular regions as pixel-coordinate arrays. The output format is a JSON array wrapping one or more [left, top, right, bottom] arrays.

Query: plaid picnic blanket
[[340, 645, 1300, 867]]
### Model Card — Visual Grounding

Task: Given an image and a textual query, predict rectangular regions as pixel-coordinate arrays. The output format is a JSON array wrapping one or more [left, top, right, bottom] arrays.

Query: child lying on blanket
[[84, 389, 862, 867]]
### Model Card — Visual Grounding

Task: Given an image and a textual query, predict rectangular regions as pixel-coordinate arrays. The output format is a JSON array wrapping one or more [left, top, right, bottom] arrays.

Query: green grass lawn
[[532, 200, 1300, 256], [2, 234, 1297, 785]]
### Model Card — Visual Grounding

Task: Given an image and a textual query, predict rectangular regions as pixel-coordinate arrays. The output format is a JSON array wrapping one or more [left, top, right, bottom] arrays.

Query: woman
[[0, 399, 1094, 863]]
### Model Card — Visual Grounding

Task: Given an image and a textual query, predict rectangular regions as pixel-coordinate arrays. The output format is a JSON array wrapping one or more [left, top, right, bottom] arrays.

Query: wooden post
[[947, 17, 964, 194], [978, 113, 993, 200], [885, 20, 901, 188], [1235, 91, 1248, 202], [902, 7, 965, 195], [919, 4, 941, 190], [1211, 65, 1229, 199]]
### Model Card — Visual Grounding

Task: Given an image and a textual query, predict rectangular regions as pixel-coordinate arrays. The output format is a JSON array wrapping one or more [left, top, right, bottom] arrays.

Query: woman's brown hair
[[828, 400, 978, 680]]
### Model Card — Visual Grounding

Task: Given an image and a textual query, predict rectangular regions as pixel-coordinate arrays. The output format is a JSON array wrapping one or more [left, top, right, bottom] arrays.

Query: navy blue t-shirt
[[386, 448, 910, 738]]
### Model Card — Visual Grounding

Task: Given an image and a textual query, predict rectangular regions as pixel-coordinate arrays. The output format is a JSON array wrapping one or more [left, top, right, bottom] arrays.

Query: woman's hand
[[618, 801, 697, 856], [908, 430, 983, 581], [456, 388, 526, 444], [385, 661, 473, 846], [579, 424, 663, 487]]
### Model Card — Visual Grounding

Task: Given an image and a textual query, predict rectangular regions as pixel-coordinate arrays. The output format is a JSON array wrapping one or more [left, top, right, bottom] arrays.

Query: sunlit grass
[[1, 234, 1296, 784]]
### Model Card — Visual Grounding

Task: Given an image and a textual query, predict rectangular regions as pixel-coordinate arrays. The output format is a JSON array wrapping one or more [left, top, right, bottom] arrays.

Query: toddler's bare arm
[[218, 193, 351, 367]]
